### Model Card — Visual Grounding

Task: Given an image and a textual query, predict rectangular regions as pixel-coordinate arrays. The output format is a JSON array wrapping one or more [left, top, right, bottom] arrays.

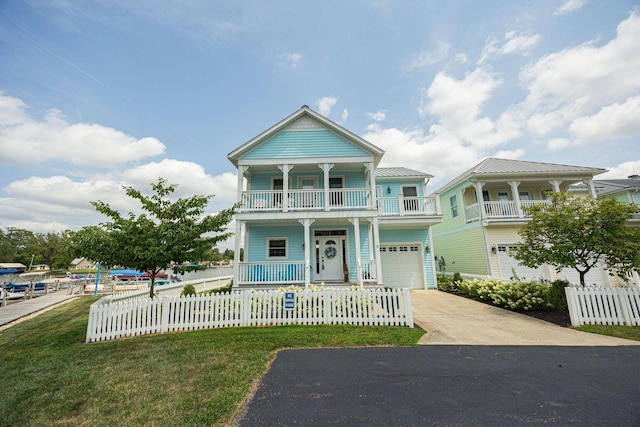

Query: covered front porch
[[233, 216, 382, 288]]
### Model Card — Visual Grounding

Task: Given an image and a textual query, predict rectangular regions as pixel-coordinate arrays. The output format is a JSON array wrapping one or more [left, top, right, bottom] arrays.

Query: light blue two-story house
[[227, 106, 442, 289]]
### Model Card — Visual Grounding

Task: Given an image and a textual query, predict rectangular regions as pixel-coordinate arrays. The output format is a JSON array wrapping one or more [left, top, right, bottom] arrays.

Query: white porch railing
[[361, 259, 378, 282], [86, 288, 414, 342], [238, 261, 305, 285], [240, 188, 372, 212], [565, 286, 640, 327], [465, 200, 552, 221], [378, 196, 439, 216]]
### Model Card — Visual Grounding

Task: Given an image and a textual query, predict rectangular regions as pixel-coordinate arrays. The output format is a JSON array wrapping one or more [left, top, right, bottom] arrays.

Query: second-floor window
[[450, 195, 459, 217]]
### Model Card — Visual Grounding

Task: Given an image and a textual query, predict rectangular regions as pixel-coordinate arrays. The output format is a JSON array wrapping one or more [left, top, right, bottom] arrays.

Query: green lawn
[[576, 324, 640, 341], [0, 298, 424, 426]]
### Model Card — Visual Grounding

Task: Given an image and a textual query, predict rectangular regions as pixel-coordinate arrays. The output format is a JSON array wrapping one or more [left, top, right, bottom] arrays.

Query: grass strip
[[0, 297, 424, 426], [576, 324, 640, 341]]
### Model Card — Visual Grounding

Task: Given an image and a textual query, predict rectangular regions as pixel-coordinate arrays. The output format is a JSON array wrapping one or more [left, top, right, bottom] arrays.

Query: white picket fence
[[86, 288, 413, 342], [565, 286, 640, 327]]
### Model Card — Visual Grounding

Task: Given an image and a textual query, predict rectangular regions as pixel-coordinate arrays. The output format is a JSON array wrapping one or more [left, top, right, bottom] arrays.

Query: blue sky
[[1, 0, 639, 245]]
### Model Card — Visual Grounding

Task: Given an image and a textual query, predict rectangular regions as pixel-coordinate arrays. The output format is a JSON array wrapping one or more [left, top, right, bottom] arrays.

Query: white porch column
[[233, 220, 245, 287], [369, 217, 383, 285], [278, 164, 293, 212], [549, 179, 562, 193], [364, 162, 377, 210], [474, 181, 486, 219], [508, 180, 522, 217], [319, 163, 334, 211], [349, 218, 363, 288], [299, 219, 315, 289], [237, 166, 248, 210], [583, 178, 597, 198]]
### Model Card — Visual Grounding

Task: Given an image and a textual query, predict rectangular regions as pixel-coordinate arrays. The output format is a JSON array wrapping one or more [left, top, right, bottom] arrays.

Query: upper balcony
[[239, 188, 440, 217], [465, 199, 551, 222]]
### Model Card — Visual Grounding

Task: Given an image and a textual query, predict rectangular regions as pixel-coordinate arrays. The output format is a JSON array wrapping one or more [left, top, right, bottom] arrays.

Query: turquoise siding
[[379, 227, 436, 288], [249, 171, 367, 190], [377, 180, 425, 197], [242, 130, 369, 160]]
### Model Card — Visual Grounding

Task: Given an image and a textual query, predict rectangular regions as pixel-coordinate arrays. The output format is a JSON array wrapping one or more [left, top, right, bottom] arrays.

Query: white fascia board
[[237, 156, 375, 166]]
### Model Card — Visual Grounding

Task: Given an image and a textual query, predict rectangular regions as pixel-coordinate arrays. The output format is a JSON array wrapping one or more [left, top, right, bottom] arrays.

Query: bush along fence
[[565, 286, 640, 327], [86, 287, 414, 342]]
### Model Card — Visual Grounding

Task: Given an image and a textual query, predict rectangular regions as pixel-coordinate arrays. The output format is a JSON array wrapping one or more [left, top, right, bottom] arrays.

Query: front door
[[315, 237, 343, 281]]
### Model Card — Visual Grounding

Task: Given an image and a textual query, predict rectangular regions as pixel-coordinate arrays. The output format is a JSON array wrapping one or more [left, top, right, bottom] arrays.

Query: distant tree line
[[0, 226, 235, 272], [0, 228, 74, 270]]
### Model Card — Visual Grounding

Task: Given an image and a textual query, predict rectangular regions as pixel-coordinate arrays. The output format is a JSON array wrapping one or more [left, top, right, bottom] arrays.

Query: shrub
[[548, 280, 570, 313], [437, 275, 456, 291], [456, 278, 553, 311], [181, 284, 196, 296]]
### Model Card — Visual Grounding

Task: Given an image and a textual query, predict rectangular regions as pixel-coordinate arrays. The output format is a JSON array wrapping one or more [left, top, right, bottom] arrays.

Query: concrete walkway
[[0, 293, 77, 329], [411, 290, 640, 346]]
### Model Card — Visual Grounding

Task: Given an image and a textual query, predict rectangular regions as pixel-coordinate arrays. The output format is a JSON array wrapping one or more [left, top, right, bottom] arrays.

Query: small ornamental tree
[[513, 192, 640, 286], [72, 178, 236, 297]]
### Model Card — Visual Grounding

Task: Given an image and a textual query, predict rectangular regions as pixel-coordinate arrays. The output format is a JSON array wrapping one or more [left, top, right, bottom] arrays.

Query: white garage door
[[497, 245, 611, 286], [497, 245, 549, 282], [557, 266, 610, 287], [380, 244, 425, 289]]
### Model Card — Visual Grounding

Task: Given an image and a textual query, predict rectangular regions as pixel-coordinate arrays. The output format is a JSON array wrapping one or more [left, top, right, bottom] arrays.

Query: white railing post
[[403, 288, 414, 327], [565, 287, 582, 327], [160, 296, 171, 333]]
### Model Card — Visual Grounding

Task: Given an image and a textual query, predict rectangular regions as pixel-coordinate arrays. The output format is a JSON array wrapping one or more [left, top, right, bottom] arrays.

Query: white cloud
[[598, 160, 640, 179], [403, 43, 450, 72], [494, 148, 525, 159], [0, 93, 165, 167], [315, 96, 337, 116], [277, 52, 302, 69], [547, 138, 571, 151], [341, 109, 349, 122], [554, 0, 589, 16], [521, 12, 640, 114], [569, 95, 640, 142], [367, 110, 386, 122], [479, 32, 541, 64]]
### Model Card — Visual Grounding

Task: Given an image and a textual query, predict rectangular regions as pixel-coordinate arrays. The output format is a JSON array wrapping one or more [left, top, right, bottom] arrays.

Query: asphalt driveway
[[237, 346, 640, 426]]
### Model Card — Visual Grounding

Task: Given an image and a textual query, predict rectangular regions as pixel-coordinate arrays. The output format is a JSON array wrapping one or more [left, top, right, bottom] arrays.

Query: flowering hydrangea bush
[[457, 278, 552, 311]]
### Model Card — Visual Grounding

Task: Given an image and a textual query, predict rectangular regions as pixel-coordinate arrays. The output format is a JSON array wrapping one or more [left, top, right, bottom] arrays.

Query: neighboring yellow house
[[70, 257, 96, 270], [430, 157, 618, 286]]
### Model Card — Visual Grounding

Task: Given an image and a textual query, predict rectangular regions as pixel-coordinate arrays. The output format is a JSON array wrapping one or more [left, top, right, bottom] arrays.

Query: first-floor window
[[268, 238, 287, 258]]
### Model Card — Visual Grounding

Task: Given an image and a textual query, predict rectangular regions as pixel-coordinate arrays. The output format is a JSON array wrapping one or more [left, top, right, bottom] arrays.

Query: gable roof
[[434, 157, 608, 194], [227, 105, 385, 167]]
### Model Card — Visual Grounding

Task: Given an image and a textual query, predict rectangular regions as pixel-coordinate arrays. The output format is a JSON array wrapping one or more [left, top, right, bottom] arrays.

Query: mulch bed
[[446, 291, 571, 327]]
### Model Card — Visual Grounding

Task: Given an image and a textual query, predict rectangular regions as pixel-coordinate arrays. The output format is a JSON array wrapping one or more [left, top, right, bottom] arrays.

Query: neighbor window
[[267, 238, 287, 258], [450, 195, 459, 217]]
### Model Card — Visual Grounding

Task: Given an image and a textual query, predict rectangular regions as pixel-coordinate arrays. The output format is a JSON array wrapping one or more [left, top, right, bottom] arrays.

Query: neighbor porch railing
[[465, 200, 551, 221], [86, 288, 414, 342]]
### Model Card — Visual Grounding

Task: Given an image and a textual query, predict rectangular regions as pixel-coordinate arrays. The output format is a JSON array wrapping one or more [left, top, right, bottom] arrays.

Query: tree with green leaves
[[71, 178, 236, 297], [513, 192, 640, 286]]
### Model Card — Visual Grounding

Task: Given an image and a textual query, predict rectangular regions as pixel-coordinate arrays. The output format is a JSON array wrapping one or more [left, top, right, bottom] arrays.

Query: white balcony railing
[[377, 196, 439, 216], [240, 189, 371, 212], [465, 200, 552, 222]]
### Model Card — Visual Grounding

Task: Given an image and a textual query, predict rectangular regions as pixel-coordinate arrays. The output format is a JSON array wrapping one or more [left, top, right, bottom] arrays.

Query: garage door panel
[[497, 245, 547, 281], [380, 244, 425, 289]]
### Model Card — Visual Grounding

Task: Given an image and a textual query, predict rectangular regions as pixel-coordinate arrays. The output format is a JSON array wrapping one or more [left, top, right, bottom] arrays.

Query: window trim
[[450, 194, 459, 218], [267, 237, 288, 259]]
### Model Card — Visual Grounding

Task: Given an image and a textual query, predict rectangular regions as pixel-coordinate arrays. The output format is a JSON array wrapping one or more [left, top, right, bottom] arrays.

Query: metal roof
[[434, 157, 607, 194], [593, 177, 640, 196], [375, 167, 433, 179]]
